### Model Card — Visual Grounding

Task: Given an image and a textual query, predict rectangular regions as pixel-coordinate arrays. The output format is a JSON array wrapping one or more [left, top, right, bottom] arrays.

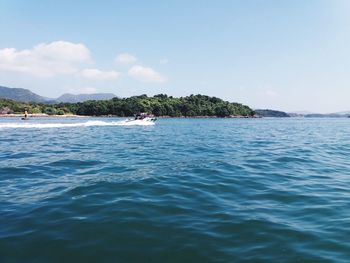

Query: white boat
[[125, 113, 157, 123]]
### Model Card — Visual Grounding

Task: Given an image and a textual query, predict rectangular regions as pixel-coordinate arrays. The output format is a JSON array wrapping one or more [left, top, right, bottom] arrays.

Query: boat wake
[[0, 120, 155, 129]]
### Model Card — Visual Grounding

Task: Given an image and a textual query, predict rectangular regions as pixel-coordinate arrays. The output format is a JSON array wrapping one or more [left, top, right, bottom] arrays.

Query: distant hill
[[0, 86, 49, 103], [0, 85, 117, 103], [335, 111, 350, 115], [291, 111, 314, 115], [255, 109, 290, 117], [304, 113, 349, 118], [56, 93, 116, 103], [288, 111, 350, 118]]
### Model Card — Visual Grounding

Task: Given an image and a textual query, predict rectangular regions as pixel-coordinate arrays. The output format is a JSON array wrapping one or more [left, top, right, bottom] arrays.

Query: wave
[[0, 120, 155, 129]]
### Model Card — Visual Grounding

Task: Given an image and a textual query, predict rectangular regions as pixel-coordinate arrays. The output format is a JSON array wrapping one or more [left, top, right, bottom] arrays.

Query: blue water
[[0, 117, 349, 262]]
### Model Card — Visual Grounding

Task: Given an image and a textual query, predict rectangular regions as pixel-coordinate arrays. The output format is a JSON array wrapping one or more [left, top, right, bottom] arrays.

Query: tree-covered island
[[0, 94, 255, 117]]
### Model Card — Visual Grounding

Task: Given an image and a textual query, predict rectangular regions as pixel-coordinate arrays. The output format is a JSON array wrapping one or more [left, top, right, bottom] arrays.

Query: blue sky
[[0, 0, 349, 112]]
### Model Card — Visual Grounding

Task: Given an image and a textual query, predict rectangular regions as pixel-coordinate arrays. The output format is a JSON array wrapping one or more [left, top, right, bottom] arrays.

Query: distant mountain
[[255, 109, 290, 117], [290, 111, 314, 115], [335, 111, 350, 115], [288, 113, 303, 117], [0, 86, 49, 103], [56, 93, 116, 103], [288, 110, 350, 118], [304, 113, 349, 118], [0, 85, 117, 103]]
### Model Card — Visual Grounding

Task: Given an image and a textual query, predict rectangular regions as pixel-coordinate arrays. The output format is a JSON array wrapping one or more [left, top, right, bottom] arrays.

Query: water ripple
[[1, 118, 350, 262]]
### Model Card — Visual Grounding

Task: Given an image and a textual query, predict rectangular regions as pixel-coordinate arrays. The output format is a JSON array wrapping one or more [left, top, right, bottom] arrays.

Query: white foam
[[0, 119, 155, 129]]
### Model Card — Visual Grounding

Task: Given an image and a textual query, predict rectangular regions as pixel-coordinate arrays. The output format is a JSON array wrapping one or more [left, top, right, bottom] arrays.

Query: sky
[[0, 0, 350, 113]]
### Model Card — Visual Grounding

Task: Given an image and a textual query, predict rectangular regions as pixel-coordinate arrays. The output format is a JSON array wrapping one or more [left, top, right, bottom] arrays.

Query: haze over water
[[0, 118, 350, 262]]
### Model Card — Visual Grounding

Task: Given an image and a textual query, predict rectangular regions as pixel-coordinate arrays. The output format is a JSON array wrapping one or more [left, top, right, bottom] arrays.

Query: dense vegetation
[[0, 94, 255, 117], [255, 109, 290, 117], [0, 98, 67, 115]]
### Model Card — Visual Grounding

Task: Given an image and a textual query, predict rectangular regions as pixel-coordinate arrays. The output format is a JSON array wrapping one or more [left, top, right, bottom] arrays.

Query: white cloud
[[33, 41, 90, 62], [0, 42, 168, 88], [115, 53, 137, 65], [81, 68, 120, 80], [0, 41, 91, 77], [128, 65, 167, 83]]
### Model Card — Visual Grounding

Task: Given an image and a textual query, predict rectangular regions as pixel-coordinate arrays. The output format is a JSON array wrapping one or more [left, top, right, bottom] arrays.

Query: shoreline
[[0, 114, 259, 119], [0, 114, 86, 118]]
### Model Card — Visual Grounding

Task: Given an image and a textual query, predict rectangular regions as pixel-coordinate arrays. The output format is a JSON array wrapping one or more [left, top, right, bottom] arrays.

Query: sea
[[0, 117, 349, 262]]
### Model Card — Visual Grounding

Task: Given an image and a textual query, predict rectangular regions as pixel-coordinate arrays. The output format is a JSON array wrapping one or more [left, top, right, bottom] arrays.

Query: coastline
[[0, 114, 259, 118], [0, 114, 85, 118]]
